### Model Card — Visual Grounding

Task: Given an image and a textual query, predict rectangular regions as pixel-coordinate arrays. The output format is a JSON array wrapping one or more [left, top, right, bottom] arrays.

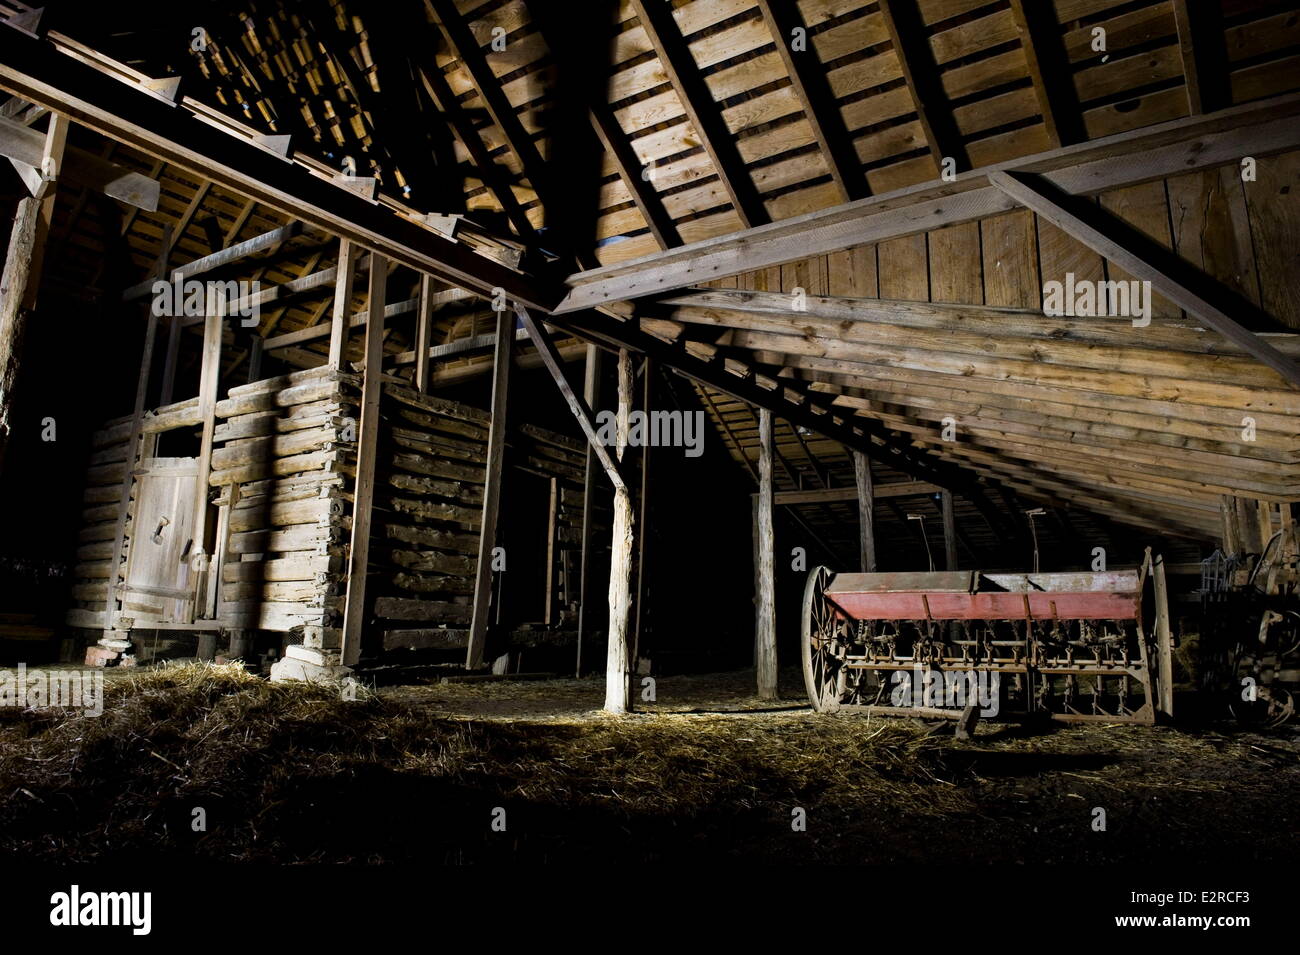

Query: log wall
[[66, 365, 588, 658]]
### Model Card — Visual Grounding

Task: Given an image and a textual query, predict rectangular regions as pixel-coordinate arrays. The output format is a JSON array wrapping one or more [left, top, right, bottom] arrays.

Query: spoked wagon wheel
[[802, 566, 850, 711]]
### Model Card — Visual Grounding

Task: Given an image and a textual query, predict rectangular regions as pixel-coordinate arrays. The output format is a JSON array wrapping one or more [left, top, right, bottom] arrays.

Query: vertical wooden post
[[158, 314, 182, 405], [0, 114, 65, 469], [575, 344, 602, 677], [327, 238, 359, 370], [755, 408, 777, 700], [1152, 552, 1175, 718], [632, 357, 653, 668], [189, 286, 225, 619], [1219, 494, 1242, 556], [605, 348, 635, 713], [340, 254, 387, 666], [0, 197, 42, 464], [853, 450, 877, 572], [941, 490, 959, 571], [413, 273, 436, 393], [246, 335, 264, 384], [466, 305, 513, 669], [99, 225, 171, 643]]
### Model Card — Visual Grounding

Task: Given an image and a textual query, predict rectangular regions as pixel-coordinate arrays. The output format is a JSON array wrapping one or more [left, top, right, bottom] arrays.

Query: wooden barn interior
[[0, 0, 1297, 730]]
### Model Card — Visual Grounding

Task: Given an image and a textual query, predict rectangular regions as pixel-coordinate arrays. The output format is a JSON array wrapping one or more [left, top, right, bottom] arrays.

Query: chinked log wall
[[66, 365, 586, 658]]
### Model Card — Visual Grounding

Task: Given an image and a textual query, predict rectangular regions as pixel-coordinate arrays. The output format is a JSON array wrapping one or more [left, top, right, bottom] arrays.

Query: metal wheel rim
[[802, 566, 845, 711]]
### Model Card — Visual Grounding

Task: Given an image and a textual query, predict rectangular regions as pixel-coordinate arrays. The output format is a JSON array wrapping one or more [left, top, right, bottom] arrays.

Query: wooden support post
[[853, 451, 877, 573], [245, 335, 263, 383], [606, 348, 635, 713], [340, 254, 387, 666], [1152, 552, 1175, 719], [941, 490, 959, 571], [327, 237, 359, 371], [99, 226, 170, 644], [632, 357, 652, 668], [0, 113, 64, 470], [226, 628, 252, 661], [0, 196, 41, 468], [576, 344, 602, 678], [413, 273, 436, 393], [189, 286, 224, 619], [514, 307, 632, 710], [466, 305, 513, 670], [755, 408, 777, 700]]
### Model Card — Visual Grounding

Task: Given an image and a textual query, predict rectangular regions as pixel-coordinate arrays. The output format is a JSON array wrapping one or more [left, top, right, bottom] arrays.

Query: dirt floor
[[0, 663, 1296, 864]]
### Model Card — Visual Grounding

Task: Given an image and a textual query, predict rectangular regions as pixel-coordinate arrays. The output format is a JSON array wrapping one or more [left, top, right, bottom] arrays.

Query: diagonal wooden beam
[[517, 304, 627, 492], [756, 0, 867, 202], [877, 0, 968, 172], [629, 0, 768, 228], [1008, 0, 1084, 148], [989, 169, 1300, 389], [341, 253, 389, 667], [1172, 0, 1230, 116]]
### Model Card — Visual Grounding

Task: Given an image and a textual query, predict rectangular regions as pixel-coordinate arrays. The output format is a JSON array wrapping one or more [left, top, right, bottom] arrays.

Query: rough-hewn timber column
[[755, 408, 777, 700], [605, 348, 635, 713], [853, 451, 877, 572], [0, 113, 64, 473]]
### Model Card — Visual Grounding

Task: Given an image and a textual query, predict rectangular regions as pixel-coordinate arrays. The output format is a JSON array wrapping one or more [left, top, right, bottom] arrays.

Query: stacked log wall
[[210, 366, 358, 636]]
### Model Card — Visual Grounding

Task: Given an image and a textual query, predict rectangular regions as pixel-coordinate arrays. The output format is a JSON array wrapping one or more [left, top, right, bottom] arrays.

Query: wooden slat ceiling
[[28, 0, 1300, 544], [77, 0, 1300, 268]]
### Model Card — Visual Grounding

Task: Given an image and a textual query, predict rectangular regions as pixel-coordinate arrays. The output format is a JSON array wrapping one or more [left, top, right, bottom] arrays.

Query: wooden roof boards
[[8, 0, 1300, 542]]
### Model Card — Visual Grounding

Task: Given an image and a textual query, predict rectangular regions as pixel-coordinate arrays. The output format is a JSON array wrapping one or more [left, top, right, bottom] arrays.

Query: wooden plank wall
[[714, 147, 1300, 326]]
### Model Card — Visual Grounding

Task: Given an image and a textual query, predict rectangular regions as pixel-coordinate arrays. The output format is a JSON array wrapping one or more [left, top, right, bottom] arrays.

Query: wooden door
[[120, 457, 199, 625]]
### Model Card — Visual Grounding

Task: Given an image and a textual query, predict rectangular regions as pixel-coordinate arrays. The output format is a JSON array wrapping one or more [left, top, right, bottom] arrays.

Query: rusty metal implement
[[801, 550, 1174, 724]]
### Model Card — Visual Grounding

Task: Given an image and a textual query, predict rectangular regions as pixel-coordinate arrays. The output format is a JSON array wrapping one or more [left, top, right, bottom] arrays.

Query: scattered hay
[[0, 663, 1295, 863]]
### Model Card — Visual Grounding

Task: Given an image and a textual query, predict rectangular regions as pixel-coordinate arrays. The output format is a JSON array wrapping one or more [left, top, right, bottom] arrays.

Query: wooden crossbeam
[[555, 93, 1300, 312], [0, 113, 158, 209], [628, 0, 767, 228], [773, 482, 942, 506], [756, 0, 866, 202], [989, 170, 1300, 390], [877, 0, 967, 172], [1008, 0, 1084, 148]]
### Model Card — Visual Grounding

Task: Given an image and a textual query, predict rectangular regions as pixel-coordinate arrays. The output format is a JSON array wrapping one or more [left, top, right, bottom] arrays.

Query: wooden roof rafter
[[1008, 0, 1085, 148], [754, 0, 868, 203], [1172, 0, 1230, 116], [427, 0, 598, 269], [524, 0, 682, 250], [628, 0, 768, 229], [877, 0, 968, 174]]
